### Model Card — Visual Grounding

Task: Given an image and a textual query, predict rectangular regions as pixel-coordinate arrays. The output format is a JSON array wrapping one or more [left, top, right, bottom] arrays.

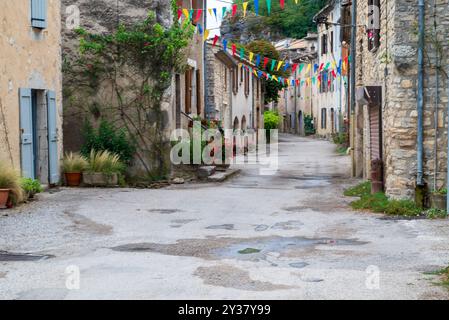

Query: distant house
[[313, 0, 346, 138], [205, 42, 264, 132], [0, 0, 62, 185]]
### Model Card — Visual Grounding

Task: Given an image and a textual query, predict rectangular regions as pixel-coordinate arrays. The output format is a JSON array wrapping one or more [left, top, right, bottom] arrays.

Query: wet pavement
[[1, 134, 449, 299]]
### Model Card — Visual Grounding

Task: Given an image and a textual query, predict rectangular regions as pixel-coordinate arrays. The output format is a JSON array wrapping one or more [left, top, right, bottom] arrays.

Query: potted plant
[[83, 150, 124, 187], [430, 188, 447, 210], [0, 162, 24, 209], [63, 152, 88, 187], [20, 178, 44, 199]]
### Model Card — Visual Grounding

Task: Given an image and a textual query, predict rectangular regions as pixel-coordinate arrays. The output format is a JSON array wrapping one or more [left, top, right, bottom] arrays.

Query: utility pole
[[350, 0, 357, 177]]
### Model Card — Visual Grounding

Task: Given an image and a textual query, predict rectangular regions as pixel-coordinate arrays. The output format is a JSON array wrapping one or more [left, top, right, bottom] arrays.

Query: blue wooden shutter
[[31, 0, 47, 29], [47, 91, 60, 184], [19, 88, 35, 179]]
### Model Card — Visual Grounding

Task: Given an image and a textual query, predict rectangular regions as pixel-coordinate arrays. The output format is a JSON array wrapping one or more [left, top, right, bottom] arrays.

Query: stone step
[[197, 166, 216, 179], [207, 169, 241, 183]]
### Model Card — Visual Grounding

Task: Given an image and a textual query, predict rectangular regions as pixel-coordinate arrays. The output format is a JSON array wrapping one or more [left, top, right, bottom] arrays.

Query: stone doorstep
[[197, 166, 216, 179], [207, 169, 241, 183]]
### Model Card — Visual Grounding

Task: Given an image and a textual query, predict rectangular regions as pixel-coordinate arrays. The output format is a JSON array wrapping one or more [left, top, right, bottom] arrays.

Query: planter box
[[430, 194, 447, 210], [83, 173, 118, 187]]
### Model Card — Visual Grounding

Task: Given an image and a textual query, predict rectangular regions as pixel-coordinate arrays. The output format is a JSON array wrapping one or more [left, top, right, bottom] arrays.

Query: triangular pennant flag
[[299, 64, 305, 74], [266, 0, 272, 15], [276, 60, 284, 71], [249, 52, 254, 63], [283, 62, 290, 72], [258, 71, 263, 78], [189, 9, 194, 21], [280, 0, 285, 10], [263, 57, 269, 69], [232, 4, 237, 17], [332, 69, 337, 78], [194, 9, 203, 23], [232, 44, 237, 56], [292, 63, 298, 73], [291, 79, 295, 86], [208, 8, 213, 17], [223, 39, 228, 52], [240, 47, 245, 59], [319, 63, 324, 71], [213, 8, 218, 21], [177, 9, 182, 21], [254, 0, 260, 16], [306, 64, 311, 73], [203, 29, 210, 41], [243, 2, 249, 17], [271, 60, 276, 71], [182, 8, 190, 20], [212, 35, 219, 47], [222, 7, 227, 19], [314, 63, 319, 73], [256, 54, 261, 67]]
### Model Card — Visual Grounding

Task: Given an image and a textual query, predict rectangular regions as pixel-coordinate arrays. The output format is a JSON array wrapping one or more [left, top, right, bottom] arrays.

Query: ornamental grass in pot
[[83, 150, 124, 187], [0, 162, 24, 209], [63, 152, 88, 187]]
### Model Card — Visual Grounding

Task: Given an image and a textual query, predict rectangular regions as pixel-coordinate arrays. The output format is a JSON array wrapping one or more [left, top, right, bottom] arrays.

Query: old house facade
[[0, 0, 63, 185], [314, 0, 345, 138], [352, 0, 449, 199], [205, 42, 264, 132]]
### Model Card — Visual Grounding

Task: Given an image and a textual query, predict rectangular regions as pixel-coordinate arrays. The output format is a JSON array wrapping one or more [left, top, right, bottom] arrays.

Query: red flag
[[232, 44, 237, 56], [332, 70, 337, 78], [212, 35, 219, 47], [296, 79, 300, 86], [232, 4, 237, 16], [280, 0, 285, 9], [319, 63, 324, 71], [177, 9, 182, 20], [263, 57, 269, 69], [292, 63, 298, 73], [194, 9, 203, 23]]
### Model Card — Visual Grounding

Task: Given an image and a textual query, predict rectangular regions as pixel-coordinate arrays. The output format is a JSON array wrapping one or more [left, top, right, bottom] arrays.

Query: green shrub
[[332, 132, 348, 145], [304, 115, 315, 135], [264, 110, 282, 130], [20, 178, 43, 195], [425, 208, 447, 219], [344, 181, 371, 197], [351, 192, 389, 213], [433, 188, 447, 195], [81, 120, 135, 164], [384, 199, 422, 216]]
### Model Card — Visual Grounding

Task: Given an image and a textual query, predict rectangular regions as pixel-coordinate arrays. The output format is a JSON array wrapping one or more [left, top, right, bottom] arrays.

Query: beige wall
[[0, 0, 62, 177]]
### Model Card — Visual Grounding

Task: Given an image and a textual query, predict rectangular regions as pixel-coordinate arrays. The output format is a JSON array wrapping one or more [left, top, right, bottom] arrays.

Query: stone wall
[[355, 0, 449, 199]]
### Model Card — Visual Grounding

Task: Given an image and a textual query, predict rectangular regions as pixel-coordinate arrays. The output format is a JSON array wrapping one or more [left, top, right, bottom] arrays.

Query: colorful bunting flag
[[243, 2, 249, 17], [212, 35, 219, 47]]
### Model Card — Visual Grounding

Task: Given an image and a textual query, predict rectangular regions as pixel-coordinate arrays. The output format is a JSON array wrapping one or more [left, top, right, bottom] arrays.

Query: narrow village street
[[1, 135, 448, 300]]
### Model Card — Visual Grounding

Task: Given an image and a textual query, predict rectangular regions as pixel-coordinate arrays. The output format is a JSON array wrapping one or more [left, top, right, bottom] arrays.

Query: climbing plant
[[64, 11, 194, 179]]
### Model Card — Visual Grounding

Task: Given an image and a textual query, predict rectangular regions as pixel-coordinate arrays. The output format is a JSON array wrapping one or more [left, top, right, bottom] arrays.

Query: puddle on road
[[111, 236, 368, 262], [206, 224, 235, 231], [147, 209, 182, 215], [0, 251, 54, 262]]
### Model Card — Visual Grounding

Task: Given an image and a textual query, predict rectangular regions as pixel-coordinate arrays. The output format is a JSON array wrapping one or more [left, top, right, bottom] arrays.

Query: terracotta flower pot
[[0, 189, 10, 209], [65, 172, 82, 187]]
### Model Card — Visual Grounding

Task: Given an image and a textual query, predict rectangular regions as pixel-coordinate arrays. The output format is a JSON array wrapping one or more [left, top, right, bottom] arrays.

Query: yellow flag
[[243, 2, 249, 17], [272, 75, 278, 82], [208, 8, 213, 17], [249, 52, 254, 63], [277, 61, 284, 71], [306, 64, 311, 73], [203, 29, 210, 41], [182, 8, 190, 19]]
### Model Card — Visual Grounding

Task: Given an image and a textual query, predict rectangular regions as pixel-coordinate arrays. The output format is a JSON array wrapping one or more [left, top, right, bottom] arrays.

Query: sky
[[206, 0, 232, 38]]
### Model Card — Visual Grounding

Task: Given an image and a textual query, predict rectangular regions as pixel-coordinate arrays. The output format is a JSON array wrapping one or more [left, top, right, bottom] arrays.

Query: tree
[[246, 40, 289, 104], [235, 0, 327, 39]]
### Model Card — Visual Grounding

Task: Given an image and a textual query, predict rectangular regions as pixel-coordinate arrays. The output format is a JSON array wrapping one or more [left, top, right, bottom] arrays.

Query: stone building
[[313, 0, 346, 138], [61, 0, 205, 177], [205, 42, 264, 132], [0, 0, 63, 185], [351, 0, 449, 200]]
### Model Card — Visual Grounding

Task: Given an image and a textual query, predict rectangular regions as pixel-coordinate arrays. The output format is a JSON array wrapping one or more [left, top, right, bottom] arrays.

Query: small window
[[31, 0, 47, 29], [321, 34, 328, 55], [367, 0, 380, 51], [321, 108, 327, 129]]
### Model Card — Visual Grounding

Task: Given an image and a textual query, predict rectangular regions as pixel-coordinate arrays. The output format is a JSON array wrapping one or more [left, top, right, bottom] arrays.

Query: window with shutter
[[185, 68, 192, 114], [31, 0, 47, 29]]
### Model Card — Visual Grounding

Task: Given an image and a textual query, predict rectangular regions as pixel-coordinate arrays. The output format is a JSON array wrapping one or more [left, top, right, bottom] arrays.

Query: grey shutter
[[47, 91, 60, 184], [31, 0, 47, 29], [19, 88, 35, 179]]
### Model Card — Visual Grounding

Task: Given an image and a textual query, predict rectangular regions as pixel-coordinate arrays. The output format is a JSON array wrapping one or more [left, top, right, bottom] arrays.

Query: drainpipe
[[433, 0, 439, 192], [447, 64, 449, 215], [350, 0, 357, 177], [203, 0, 209, 120], [416, 0, 425, 203]]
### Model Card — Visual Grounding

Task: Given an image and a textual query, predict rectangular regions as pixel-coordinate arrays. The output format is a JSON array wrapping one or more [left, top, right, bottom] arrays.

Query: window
[[185, 68, 193, 114], [368, 0, 380, 51], [244, 69, 250, 97], [196, 69, 201, 116], [321, 34, 328, 55], [232, 68, 238, 95], [31, 0, 47, 29], [321, 108, 327, 129], [330, 31, 334, 53]]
